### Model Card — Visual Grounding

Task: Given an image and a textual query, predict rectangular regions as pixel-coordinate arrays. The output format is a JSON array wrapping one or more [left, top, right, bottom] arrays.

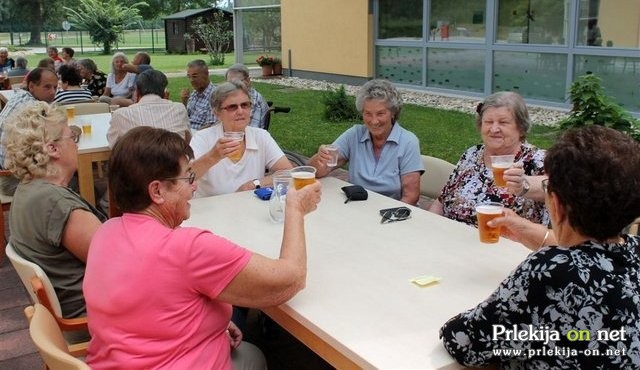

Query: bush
[[560, 74, 640, 141], [322, 85, 360, 122]]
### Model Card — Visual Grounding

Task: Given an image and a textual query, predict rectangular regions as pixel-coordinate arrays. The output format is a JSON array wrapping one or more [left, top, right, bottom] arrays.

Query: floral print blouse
[[440, 235, 640, 369], [438, 143, 548, 227]]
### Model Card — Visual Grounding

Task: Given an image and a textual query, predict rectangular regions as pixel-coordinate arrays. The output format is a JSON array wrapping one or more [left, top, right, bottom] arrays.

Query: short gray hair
[[187, 59, 208, 71], [136, 69, 167, 97], [210, 81, 250, 112], [225, 63, 250, 80], [0, 47, 8, 53], [355, 79, 403, 122], [475, 91, 530, 141], [15, 57, 27, 69]]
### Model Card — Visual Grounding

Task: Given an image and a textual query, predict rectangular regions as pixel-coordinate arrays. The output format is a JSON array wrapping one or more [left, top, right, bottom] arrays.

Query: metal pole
[[151, 23, 155, 53], [287, 49, 292, 77], [80, 30, 84, 53]]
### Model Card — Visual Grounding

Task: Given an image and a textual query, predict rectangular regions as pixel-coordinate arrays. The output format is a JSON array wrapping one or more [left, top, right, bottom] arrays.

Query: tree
[[65, 0, 146, 54], [190, 11, 233, 65]]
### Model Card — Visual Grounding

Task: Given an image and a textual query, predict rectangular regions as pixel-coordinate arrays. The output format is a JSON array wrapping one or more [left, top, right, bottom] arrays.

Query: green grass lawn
[[166, 76, 561, 164]]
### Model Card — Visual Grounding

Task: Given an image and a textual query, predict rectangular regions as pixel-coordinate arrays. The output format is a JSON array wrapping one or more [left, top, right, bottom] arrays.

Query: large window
[[376, 46, 423, 85], [429, 0, 486, 43], [378, 0, 423, 40], [574, 55, 640, 111], [496, 0, 569, 45], [577, 0, 640, 48], [494, 51, 567, 101], [427, 49, 484, 92]]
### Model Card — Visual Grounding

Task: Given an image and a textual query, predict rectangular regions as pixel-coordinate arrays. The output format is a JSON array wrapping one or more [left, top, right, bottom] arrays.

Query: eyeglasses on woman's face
[[165, 168, 196, 185], [221, 101, 252, 112], [55, 134, 80, 144]]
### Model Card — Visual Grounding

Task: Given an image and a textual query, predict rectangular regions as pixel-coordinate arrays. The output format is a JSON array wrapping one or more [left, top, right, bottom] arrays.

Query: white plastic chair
[[420, 155, 455, 199]]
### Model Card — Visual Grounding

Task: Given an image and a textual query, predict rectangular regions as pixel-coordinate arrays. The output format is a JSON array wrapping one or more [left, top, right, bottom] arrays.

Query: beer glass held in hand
[[325, 144, 339, 167], [476, 202, 503, 243], [291, 166, 317, 190], [490, 155, 515, 187], [223, 131, 244, 162]]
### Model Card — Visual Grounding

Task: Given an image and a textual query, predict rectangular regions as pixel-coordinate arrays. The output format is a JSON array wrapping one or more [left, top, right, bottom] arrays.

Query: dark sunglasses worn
[[221, 101, 252, 112]]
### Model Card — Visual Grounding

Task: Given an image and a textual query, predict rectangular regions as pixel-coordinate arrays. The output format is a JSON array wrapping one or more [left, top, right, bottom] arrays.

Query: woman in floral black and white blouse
[[429, 91, 548, 227], [440, 125, 640, 369]]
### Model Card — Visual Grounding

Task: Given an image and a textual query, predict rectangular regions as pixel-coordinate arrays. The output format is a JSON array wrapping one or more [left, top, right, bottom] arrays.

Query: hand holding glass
[[324, 144, 339, 167], [223, 131, 244, 162], [291, 166, 317, 190], [490, 155, 515, 187], [476, 202, 503, 243]]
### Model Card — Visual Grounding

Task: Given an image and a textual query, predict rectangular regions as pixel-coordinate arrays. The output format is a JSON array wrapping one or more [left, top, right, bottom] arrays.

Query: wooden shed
[[164, 8, 233, 53]]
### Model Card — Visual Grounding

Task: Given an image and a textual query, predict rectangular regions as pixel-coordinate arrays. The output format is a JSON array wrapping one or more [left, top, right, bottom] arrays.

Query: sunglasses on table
[[379, 207, 412, 224]]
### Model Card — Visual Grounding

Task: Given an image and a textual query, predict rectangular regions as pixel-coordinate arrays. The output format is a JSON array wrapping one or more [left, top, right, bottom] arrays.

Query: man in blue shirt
[[180, 59, 216, 130]]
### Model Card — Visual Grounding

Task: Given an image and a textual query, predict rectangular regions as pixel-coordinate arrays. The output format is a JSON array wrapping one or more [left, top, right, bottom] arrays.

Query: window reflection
[[376, 46, 423, 85], [496, 0, 569, 45], [577, 0, 640, 48], [378, 0, 423, 40], [429, 0, 486, 43]]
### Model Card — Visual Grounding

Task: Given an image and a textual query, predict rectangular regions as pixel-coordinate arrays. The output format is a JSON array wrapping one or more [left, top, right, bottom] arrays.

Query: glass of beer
[[490, 155, 515, 187], [223, 131, 244, 162], [65, 106, 76, 122], [291, 166, 317, 190], [475, 202, 504, 244]]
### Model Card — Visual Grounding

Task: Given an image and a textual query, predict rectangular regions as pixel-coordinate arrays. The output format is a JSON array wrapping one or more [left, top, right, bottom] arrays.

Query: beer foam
[[292, 172, 315, 179], [476, 204, 503, 214], [492, 163, 511, 169]]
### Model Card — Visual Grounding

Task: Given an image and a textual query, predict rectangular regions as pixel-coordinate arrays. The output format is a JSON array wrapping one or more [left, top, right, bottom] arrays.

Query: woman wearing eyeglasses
[[83, 126, 321, 369], [189, 80, 292, 197], [3, 101, 106, 342], [440, 125, 640, 368]]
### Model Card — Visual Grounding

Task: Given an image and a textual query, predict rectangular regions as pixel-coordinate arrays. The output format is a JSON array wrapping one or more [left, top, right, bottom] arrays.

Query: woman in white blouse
[[100, 52, 136, 106]]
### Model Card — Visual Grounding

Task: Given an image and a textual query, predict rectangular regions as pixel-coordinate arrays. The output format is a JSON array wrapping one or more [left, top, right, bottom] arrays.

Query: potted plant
[[256, 55, 275, 76], [272, 56, 283, 76]]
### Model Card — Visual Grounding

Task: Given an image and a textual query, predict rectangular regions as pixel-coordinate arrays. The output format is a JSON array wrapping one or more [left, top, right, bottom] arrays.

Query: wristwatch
[[518, 178, 530, 197], [253, 179, 261, 189]]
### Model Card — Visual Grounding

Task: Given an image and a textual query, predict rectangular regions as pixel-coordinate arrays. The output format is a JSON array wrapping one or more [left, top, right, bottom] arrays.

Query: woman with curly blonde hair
[[3, 101, 106, 342]]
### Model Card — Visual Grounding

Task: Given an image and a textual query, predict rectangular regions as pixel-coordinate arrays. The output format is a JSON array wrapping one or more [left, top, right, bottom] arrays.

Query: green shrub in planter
[[560, 74, 640, 141], [322, 85, 360, 122]]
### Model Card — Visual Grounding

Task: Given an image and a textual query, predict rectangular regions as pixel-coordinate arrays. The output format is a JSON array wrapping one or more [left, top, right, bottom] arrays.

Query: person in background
[[440, 125, 640, 368], [429, 91, 548, 227], [181, 59, 216, 130], [47, 46, 64, 71], [0, 68, 58, 168], [108, 69, 190, 148], [121, 51, 153, 74], [0, 47, 15, 71], [3, 102, 106, 343], [99, 52, 136, 107], [61, 47, 75, 65], [7, 56, 28, 77], [84, 126, 321, 369], [190, 81, 293, 197], [309, 79, 424, 204], [225, 64, 269, 129], [54, 64, 93, 104], [76, 58, 107, 97]]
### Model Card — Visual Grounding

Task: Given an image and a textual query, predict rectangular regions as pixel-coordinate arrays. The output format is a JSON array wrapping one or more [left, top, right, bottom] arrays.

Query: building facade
[[278, 0, 640, 114]]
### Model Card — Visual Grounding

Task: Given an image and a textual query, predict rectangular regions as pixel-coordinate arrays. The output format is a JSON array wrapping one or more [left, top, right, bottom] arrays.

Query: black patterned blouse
[[440, 235, 640, 369], [87, 71, 107, 97]]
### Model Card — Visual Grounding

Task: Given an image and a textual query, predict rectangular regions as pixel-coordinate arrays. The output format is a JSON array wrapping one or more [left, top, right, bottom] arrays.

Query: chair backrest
[[5, 243, 63, 317], [420, 155, 455, 199], [27, 304, 90, 370], [629, 218, 640, 235], [73, 102, 109, 115]]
